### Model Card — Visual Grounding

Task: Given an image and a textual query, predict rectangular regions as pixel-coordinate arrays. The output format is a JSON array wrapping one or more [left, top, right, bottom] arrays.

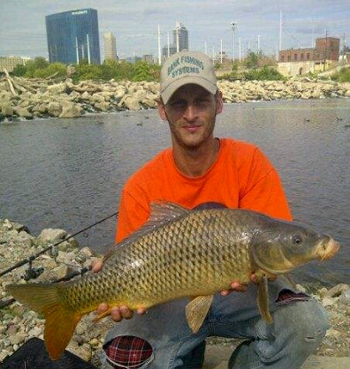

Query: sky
[[0, 0, 349, 61]]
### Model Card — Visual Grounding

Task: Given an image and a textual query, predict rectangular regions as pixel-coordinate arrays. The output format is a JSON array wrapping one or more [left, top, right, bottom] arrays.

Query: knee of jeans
[[276, 290, 329, 341], [104, 335, 154, 369]]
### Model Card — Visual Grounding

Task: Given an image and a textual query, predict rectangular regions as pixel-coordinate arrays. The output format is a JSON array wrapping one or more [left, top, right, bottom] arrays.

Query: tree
[[245, 51, 260, 69], [33, 57, 49, 70], [33, 63, 67, 78], [133, 61, 152, 82], [12, 64, 27, 76], [75, 63, 102, 80]]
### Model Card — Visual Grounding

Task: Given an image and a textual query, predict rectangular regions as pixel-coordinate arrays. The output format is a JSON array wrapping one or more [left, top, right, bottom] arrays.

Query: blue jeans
[[103, 277, 329, 369]]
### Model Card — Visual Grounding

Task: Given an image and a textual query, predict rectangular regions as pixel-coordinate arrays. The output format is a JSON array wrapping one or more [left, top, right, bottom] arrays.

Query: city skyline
[[0, 0, 349, 61], [46, 9, 101, 64]]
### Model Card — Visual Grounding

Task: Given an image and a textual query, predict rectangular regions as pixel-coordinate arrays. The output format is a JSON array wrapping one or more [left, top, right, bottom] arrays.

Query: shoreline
[[0, 75, 350, 120], [0, 218, 349, 364]]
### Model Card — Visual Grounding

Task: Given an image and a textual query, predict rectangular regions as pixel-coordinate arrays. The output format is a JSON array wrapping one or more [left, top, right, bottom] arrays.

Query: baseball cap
[[160, 51, 217, 104]]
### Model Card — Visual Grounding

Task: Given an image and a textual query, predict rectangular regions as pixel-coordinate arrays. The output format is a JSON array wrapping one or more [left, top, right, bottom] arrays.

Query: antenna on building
[[158, 25, 162, 65], [75, 38, 80, 64], [176, 23, 180, 53], [167, 33, 170, 57], [220, 39, 223, 63], [279, 10, 283, 51], [87, 34, 91, 64]]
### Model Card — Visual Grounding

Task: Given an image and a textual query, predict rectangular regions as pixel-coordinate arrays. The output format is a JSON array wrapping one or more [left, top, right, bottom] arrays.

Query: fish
[[6, 202, 339, 360]]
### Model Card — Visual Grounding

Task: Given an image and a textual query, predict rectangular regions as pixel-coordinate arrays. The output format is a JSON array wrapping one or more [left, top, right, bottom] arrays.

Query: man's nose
[[183, 104, 198, 121]]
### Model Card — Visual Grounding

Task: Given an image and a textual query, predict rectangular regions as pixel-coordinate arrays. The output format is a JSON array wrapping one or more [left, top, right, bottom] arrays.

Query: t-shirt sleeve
[[239, 147, 293, 221], [115, 185, 150, 243]]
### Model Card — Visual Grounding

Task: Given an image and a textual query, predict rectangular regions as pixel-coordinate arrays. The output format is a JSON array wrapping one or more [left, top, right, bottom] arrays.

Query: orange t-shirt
[[116, 138, 292, 243]]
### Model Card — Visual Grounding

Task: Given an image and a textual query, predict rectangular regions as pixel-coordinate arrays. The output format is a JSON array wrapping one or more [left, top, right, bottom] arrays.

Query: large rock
[[59, 101, 83, 118], [0, 103, 14, 116], [47, 101, 62, 117], [16, 107, 33, 119], [47, 82, 68, 94]]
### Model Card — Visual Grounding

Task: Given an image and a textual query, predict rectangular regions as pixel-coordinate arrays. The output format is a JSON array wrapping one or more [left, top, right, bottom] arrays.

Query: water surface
[[1, 98, 349, 286]]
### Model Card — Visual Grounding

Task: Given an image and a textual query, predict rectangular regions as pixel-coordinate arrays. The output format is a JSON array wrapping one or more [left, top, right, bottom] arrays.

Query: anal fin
[[185, 295, 213, 333]]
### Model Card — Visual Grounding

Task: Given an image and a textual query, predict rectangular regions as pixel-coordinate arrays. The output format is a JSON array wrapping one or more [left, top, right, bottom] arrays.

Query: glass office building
[[46, 9, 101, 64]]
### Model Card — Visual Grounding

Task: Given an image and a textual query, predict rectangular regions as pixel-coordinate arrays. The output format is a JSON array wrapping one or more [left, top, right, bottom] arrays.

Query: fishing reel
[[23, 260, 44, 281]]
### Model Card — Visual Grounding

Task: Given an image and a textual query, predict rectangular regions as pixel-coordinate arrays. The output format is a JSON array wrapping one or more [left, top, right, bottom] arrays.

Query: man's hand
[[220, 273, 258, 296], [92, 259, 146, 322]]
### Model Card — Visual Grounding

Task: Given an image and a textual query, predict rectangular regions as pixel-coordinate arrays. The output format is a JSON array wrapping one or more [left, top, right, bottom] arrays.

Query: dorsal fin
[[148, 201, 190, 223], [104, 202, 190, 261]]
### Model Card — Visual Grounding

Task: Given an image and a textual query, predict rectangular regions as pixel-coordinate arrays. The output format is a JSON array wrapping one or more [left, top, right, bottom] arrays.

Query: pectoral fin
[[185, 295, 213, 333], [257, 275, 273, 324]]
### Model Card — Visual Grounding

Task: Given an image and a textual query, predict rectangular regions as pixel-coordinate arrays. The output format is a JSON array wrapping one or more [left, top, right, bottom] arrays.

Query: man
[[94, 51, 329, 369]]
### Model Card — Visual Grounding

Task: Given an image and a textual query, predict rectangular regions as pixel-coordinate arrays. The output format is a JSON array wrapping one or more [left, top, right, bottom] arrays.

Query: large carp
[[7, 202, 339, 360]]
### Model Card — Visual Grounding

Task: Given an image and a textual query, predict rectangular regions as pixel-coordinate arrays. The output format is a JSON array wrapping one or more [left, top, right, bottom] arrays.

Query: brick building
[[278, 36, 340, 76]]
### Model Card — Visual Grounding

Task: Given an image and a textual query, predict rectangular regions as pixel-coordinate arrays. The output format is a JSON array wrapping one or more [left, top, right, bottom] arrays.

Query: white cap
[[160, 51, 217, 104]]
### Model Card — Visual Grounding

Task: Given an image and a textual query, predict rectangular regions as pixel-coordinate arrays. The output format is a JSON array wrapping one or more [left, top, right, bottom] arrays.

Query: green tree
[[33, 57, 49, 70], [133, 61, 152, 81], [11, 64, 27, 76], [75, 63, 102, 80], [33, 63, 67, 78], [100, 59, 120, 80], [245, 51, 260, 69]]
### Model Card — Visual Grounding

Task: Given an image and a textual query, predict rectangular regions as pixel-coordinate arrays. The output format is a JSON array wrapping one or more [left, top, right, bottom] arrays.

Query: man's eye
[[170, 101, 185, 108]]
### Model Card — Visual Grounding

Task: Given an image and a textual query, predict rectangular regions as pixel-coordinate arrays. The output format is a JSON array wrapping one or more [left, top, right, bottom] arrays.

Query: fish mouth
[[316, 237, 340, 260]]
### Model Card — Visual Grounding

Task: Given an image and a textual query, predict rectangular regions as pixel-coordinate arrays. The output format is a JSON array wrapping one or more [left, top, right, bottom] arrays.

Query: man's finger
[[97, 302, 109, 314], [92, 259, 103, 273]]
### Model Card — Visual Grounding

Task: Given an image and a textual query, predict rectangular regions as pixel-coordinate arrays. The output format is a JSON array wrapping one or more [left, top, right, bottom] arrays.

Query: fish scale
[[6, 203, 339, 360]]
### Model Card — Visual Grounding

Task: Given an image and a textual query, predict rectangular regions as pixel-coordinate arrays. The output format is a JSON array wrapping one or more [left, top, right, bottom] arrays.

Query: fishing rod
[[0, 212, 119, 309], [0, 211, 118, 278]]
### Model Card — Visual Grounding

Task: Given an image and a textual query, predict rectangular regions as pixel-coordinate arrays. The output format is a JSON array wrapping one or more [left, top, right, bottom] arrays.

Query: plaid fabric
[[104, 335, 153, 368]]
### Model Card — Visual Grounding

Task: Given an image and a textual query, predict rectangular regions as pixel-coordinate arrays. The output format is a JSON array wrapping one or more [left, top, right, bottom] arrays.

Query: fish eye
[[292, 234, 303, 245]]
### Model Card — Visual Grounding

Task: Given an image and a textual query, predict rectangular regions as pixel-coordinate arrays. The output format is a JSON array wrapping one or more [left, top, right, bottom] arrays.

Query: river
[[0, 98, 349, 287]]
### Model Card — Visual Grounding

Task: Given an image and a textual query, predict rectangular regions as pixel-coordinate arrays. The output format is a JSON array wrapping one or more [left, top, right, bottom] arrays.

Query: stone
[[340, 289, 350, 305], [9, 332, 26, 345], [59, 102, 83, 118], [1, 103, 14, 116], [38, 228, 67, 243], [47, 101, 62, 117], [16, 107, 33, 119], [326, 284, 349, 298], [47, 82, 68, 94]]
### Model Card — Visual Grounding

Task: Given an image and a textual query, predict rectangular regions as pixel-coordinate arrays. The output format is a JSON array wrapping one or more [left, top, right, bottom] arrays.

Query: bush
[[244, 66, 286, 81], [331, 67, 350, 82]]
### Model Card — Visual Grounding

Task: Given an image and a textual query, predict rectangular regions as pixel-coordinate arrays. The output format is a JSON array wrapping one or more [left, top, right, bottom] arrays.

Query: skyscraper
[[162, 22, 189, 59], [46, 9, 101, 65], [173, 22, 189, 52], [104, 32, 117, 61]]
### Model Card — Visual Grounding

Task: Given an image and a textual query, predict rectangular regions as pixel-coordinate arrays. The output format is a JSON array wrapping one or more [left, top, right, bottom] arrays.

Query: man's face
[[158, 84, 223, 149]]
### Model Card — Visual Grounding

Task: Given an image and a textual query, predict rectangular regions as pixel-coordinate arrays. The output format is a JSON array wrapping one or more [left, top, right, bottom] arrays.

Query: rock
[[0, 103, 14, 116], [340, 289, 350, 305], [47, 101, 63, 117], [321, 297, 337, 307], [326, 283, 349, 298], [59, 101, 83, 118], [16, 107, 33, 119], [37, 228, 67, 243], [67, 340, 92, 362], [94, 101, 110, 112], [47, 82, 68, 94], [67, 65, 76, 76], [9, 332, 26, 345]]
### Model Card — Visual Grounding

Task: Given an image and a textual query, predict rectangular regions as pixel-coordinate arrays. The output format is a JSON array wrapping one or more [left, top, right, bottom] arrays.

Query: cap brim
[[161, 76, 217, 104]]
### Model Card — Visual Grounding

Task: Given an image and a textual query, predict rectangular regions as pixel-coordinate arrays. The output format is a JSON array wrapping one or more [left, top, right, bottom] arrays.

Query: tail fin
[[7, 283, 81, 360]]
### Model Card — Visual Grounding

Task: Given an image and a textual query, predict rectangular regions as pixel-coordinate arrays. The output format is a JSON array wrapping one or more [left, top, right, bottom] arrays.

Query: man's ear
[[157, 98, 167, 120], [215, 90, 223, 115]]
